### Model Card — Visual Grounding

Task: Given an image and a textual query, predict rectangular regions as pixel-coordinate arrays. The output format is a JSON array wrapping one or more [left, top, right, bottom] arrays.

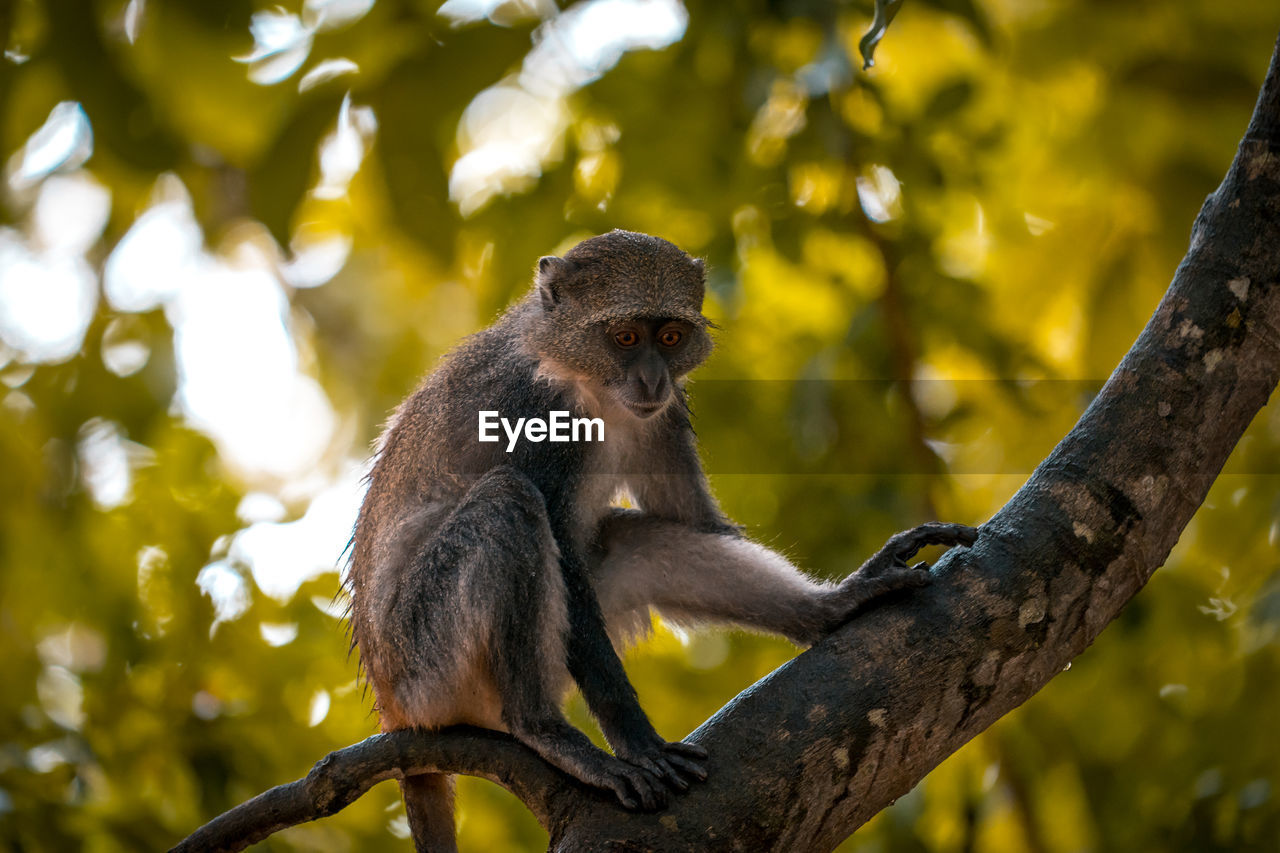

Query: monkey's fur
[[347, 230, 978, 851]]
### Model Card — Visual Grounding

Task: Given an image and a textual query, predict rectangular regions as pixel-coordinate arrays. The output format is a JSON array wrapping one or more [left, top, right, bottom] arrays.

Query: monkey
[[346, 230, 978, 852]]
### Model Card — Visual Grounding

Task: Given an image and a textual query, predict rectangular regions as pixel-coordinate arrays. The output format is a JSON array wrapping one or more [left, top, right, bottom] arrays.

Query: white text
[[478, 410, 605, 452]]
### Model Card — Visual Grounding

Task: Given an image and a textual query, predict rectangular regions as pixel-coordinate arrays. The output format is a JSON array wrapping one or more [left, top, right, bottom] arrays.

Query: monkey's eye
[[614, 330, 639, 348], [658, 329, 682, 347]]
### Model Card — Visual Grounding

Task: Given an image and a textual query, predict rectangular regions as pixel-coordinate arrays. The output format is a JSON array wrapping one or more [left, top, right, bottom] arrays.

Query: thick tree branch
[[176, 32, 1280, 853]]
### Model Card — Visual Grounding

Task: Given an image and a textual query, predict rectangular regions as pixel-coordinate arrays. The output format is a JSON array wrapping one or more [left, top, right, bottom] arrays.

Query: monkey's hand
[[588, 753, 675, 812], [608, 717, 709, 800], [826, 522, 980, 629], [857, 521, 979, 579]]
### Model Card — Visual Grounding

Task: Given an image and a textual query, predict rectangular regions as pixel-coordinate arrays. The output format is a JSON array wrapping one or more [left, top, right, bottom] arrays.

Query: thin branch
[[171, 727, 569, 853]]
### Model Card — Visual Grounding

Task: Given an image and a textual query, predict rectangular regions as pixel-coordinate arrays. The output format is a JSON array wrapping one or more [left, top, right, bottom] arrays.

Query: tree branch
[[175, 31, 1280, 853], [171, 727, 569, 853]]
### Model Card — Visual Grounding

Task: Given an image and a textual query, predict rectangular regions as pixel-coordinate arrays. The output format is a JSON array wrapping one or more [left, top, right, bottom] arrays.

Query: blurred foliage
[[2, 0, 1280, 851]]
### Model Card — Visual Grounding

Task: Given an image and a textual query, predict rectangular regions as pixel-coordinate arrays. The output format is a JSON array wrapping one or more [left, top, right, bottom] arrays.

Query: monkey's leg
[[433, 467, 674, 811], [593, 512, 978, 646]]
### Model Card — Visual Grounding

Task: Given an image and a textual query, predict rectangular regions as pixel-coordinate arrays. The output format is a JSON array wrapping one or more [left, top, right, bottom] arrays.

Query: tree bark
[[175, 31, 1280, 853]]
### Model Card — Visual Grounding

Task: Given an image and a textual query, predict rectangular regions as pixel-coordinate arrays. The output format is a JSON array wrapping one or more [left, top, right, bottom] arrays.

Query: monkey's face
[[529, 231, 713, 418], [534, 309, 713, 420], [600, 317, 709, 418]]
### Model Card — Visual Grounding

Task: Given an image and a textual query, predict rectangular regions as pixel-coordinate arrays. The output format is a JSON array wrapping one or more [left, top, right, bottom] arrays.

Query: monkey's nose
[[636, 359, 667, 400]]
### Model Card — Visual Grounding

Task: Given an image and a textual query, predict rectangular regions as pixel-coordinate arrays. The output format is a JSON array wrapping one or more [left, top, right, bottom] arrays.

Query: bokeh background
[[2, 0, 1280, 850]]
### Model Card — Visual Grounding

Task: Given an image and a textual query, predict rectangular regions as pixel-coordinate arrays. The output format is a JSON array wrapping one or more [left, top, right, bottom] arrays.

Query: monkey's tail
[[401, 772, 458, 853]]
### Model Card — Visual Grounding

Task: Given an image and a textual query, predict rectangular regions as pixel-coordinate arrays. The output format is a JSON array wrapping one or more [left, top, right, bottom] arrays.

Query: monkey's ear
[[536, 255, 572, 311]]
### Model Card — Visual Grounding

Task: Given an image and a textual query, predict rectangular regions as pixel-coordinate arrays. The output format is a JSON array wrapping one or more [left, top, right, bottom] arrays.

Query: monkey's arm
[[594, 513, 977, 646], [624, 416, 978, 637], [554, 538, 709, 788]]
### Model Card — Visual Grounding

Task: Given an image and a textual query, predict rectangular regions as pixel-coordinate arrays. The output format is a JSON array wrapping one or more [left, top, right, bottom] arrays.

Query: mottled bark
[[175, 33, 1280, 853]]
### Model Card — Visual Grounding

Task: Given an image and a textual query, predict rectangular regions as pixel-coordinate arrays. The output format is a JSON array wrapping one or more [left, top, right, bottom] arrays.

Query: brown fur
[[345, 230, 974, 851]]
